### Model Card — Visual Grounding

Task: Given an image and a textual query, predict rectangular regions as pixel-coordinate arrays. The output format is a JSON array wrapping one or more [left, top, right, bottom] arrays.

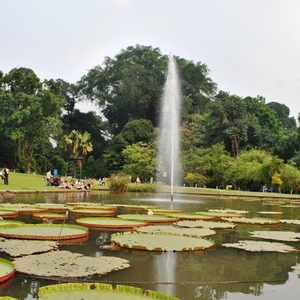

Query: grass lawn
[[0, 172, 107, 192]]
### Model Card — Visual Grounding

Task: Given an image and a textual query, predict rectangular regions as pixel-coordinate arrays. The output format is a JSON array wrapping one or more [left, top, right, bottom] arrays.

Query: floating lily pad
[[148, 208, 184, 214], [0, 210, 18, 219], [291, 264, 300, 275], [117, 214, 177, 223], [0, 258, 15, 283], [70, 208, 116, 217], [35, 204, 69, 213], [177, 220, 236, 229], [280, 219, 300, 225], [196, 211, 244, 218], [222, 240, 299, 253], [33, 213, 68, 221], [250, 231, 300, 242], [220, 217, 281, 225], [208, 209, 249, 214], [0, 297, 18, 300], [257, 211, 283, 215], [111, 232, 215, 252], [0, 220, 24, 226], [0, 224, 88, 240], [0, 238, 58, 256], [76, 217, 148, 230], [13, 250, 130, 278], [38, 282, 180, 300], [165, 213, 215, 221], [136, 225, 216, 237], [0, 204, 49, 214]]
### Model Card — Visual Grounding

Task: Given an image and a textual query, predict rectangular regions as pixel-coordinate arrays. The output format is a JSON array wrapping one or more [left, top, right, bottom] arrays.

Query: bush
[[128, 183, 156, 193], [109, 174, 129, 192]]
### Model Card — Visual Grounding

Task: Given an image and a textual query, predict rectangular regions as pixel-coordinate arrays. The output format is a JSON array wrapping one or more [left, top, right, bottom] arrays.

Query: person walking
[[46, 170, 52, 186], [3, 167, 9, 185]]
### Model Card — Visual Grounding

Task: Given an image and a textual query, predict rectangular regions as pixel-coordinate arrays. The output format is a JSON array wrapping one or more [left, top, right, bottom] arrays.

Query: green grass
[[0, 173, 107, 191]]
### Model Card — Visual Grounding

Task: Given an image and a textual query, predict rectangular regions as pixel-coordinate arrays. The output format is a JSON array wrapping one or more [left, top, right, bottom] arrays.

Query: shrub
[[109, 174, 129, 192]]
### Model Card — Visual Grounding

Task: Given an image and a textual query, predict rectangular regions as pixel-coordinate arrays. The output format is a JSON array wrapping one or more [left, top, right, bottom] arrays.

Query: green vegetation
[[1, 45, 300, 194]]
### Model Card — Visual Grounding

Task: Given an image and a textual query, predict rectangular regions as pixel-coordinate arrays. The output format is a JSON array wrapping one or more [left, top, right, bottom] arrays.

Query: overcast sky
[[1, 0, 300, 120]]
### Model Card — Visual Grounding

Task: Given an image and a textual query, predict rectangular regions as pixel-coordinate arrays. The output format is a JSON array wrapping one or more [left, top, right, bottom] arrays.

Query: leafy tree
[[204, 91, 250, 156], [0, 70, 65, 173], [122, 142, 156, 183], [78, 45, 167, 133], [61, 130, 93, 177], [281, 164, 300, 194], [271, 171, 283, 193]]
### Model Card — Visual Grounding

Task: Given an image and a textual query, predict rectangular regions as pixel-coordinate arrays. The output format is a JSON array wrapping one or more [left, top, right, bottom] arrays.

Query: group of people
[[45, 170, 91, 190]]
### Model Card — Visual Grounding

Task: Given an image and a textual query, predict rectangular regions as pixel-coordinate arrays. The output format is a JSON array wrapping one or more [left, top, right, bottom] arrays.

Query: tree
[[122, 142, 156, 183], [61, 130, 93, 178], [204, 91, 250, 156], [0, 69, 65, 173]]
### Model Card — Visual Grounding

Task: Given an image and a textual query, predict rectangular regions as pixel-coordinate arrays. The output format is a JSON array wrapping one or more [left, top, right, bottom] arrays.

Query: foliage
[[184, 173, 196, 187], [271, 171, 283, 193], [109, 174, 129, 192], [127, 183, 156, 193], [122, 142, 156, 183]]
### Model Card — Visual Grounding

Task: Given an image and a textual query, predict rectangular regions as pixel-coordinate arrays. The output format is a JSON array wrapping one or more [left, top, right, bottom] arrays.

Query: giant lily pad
[[0, 204, 49, 214], [117, 214, 177, 223], [13, 250, 130, 278], [0, 297, 18, 300], [208, 209, 249, 214], [35, 203, 69, 213], [165, 213, 215, 221], [70, 208, 116, 217], [281, 219, 300, 225], [196, 211, 245, 218], [220, 217, 281, 225], [0, 220, 24, 226], [76, 217, 148, 230], [38, 282, 180, 300], [136, 225, 216, 237], [111, 232, 215, 252], [33, 213, 68, 221], [0, 224, 88, 240], [0, 238, 58, 257], [222, 240, 299, 253], [250, 231, 300, 242], [0, 210, 18, 219], [177, 220, 236, 229], [0, 258, 15, 283], [257, 211, 283, 215]]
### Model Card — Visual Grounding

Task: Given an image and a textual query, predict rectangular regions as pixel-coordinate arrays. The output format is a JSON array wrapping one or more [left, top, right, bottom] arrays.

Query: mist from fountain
[[157, 54, 182, 201]]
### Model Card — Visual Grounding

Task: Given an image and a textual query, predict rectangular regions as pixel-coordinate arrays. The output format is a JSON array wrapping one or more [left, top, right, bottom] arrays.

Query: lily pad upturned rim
[[38, 282, 180, 300], [70, 208, 116, 216], [75, 217, 148, 230], [0, 224, 89, 240], [0, 258, 15, 283], [0, 210, 19, 218], [117, 214, 177, 223]]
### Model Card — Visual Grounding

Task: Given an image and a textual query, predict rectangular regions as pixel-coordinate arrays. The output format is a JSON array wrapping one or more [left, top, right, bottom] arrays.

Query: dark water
[[1, 191, 300, 300]]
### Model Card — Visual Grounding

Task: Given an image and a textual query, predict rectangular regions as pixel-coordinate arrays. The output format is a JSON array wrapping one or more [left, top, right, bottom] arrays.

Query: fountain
[[157, 54, 182, 201]]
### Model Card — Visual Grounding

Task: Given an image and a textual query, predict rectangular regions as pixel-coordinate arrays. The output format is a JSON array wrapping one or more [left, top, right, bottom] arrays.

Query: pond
[[0, 191, 300, 300]]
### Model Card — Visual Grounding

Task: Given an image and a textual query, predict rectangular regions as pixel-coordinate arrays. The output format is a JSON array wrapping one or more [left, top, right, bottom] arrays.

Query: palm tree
[[63, 130, 93, 178]]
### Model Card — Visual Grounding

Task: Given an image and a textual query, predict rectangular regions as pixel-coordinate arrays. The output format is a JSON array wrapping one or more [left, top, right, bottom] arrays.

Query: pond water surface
[[1, 191, 300, 300]]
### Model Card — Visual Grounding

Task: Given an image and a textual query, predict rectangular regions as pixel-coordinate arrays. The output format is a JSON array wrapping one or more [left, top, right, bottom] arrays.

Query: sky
[[1, 0, 300, 120]]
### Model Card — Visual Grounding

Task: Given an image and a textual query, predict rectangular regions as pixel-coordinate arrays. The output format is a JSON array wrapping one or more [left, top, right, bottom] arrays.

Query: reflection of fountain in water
[[157, 54, 182, 201]]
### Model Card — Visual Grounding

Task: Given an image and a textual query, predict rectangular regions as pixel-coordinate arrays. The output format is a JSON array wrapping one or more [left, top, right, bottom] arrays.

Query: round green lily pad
[[0, 205, 49, 214], [165, 213, 215, 221], [70, 208, 116, 217], [38, 282, 180, 300], [117, 214, 177, 223], [250, 231, 300, 241], [177, 220, 236, 229], [75, 217, 148, 230], [0, 297, 18, 300], [35, 203, 69, 213], [0, 210, 18, 219], [0, 258, 15, 283], [111, 232, 215, 252], [136, 225, 216, 237], [208, 209, 249, 214], [33, 213, 68, 221], [196, 211, 245, 218], [0, 220, 24, 226], [220, 217, 281, 225], [0, 224, 89, 240]]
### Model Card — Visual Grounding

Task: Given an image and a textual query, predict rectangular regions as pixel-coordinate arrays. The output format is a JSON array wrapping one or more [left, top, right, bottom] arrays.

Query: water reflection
[[0, 192, 300, 299]]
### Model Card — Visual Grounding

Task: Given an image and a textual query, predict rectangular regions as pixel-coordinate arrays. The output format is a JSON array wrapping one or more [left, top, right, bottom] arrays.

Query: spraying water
[[157, 54, 182, 201]]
